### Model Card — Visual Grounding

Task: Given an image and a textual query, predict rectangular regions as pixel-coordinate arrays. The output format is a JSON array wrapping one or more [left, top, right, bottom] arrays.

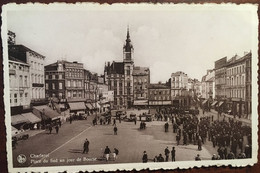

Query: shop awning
[[133, 100, 148, 105], [69, 102, 86, 111], [211, 101, 218, 107], [202, 100, 208, 105], [85, 103, 94, 110], [11, 114, 30, 125], [218, 101, 224, 107], [33, 105, 61, 120], [22, 113, 41, 123]]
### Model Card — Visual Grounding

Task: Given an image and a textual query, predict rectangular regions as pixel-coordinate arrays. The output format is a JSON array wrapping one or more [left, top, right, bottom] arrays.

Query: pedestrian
[[49, 125, 52, 134], [100, 118, 103, 125], [164, 146, 170, 162], [176, 134, 180, 146], [113, 148, 119, 161], [83, 138, 89, 154], [104, 146, 111, 161], [134, 117, 137, 125], [142, 151, 148, 163], [113, 118, 116, 126], [198, 135, 202, 151], [55, 125, 59, 134], [195, 154, 201, 161], [69, 116, 72, 124], [113, 126, 118, 135], [157, 154, 164, 162], [171, 147, 176, 161]]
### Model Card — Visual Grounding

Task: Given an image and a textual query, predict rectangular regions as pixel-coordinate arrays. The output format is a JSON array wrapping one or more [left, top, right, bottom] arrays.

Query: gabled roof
[[107, 61, 124, 75]]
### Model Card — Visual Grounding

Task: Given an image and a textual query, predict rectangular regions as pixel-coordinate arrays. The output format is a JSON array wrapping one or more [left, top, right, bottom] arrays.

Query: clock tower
[[123, 26, 134, 108]]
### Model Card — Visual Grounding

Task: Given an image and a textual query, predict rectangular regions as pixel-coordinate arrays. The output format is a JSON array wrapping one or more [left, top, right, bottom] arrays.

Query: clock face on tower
[[126, 53, 131, 60]]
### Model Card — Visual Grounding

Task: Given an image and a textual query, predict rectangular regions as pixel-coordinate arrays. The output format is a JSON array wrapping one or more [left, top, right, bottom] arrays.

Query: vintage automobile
[[139, 114, 153, 122], [12, 127, 29, 149]]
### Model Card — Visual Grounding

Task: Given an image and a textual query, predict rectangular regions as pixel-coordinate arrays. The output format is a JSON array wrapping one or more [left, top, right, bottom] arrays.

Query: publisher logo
[[17, 154, 26, 164]]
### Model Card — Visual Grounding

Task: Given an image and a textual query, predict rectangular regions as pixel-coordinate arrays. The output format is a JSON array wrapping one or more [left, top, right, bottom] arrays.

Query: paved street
[[12, 108, 250, 167]]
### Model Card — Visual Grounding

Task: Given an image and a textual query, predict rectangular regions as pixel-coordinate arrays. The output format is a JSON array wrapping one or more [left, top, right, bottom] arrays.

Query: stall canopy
[[211, 101, 218, 107], [22, 112, 41, 124], [218, 101, 224, 107], [33, 105, 61, 120], [69, 102, 86, 111], [11, 114, 30, 125], [85, 103, 94, 110], [133, 100, 148, 106]]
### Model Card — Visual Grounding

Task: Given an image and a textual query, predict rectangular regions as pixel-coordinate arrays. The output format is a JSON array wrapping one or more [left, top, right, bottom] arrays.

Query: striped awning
[[218, 101, 224, 107], [86, 103, 94, 110], [211, 101, 218, 107], [202, 100, 208, 105]]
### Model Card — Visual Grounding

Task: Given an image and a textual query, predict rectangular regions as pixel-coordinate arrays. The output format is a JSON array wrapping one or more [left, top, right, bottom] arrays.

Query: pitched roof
[[107, 61, 124, 75]]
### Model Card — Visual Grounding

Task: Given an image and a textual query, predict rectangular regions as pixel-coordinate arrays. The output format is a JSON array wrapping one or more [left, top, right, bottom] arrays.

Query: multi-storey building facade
[[148, 83, 171, 106], [9, 57, 31, 111], [133, 66, 150, 106], [215, 57, 227, 99], [45, 60, 86, 113], [171, 71, 189, 107], [225, 52, 251, 118], [45, 60, 65, 100], [105, 62, 125, 109], [64, 61, 85, 102], [9, 44, 45, 105]]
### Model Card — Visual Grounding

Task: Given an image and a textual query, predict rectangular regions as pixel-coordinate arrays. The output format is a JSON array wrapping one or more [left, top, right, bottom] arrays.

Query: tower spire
[[127, 25, 130, 39]]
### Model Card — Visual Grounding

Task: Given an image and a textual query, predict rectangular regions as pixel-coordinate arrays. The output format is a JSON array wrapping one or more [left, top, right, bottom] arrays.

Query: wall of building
[[9, 60, 31, 108]]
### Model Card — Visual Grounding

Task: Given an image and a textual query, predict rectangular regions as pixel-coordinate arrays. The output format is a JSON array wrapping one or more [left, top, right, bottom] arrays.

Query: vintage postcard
[[1, 3, 258, 173]]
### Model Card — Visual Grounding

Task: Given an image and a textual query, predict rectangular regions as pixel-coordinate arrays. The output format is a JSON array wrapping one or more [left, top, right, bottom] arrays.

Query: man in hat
[[83, 138, 89, 154]]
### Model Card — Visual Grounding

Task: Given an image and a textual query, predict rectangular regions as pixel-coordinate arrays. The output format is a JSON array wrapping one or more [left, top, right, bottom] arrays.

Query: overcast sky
[[6, 4, 257, 83]]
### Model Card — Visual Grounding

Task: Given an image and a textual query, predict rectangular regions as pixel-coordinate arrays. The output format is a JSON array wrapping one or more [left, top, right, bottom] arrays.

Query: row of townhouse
[[201, 52, 252, 119]]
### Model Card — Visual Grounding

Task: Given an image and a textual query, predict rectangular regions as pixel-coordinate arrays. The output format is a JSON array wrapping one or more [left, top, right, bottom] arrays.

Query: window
[[55, 75, 59, 79], [79, 91, 82, 98], [14, 93, 17, 103], [67, 80, 71, 87], [20, 93, 23, 102], [114, 81, 117, 87], [46, 75, 48, 80], [68, 91, 71, 98], [52, 75, 55, 79], [59, 93, 63, 98], [25, 93, 28, 98], [52, 83, 55, 89], [73, 91, 77, 98], [46, 83, 49, 90], [17, 75, 22, 86], [59, 74, 62, 79], [78, 81, 82, 87], [59, 82, 63, 89]]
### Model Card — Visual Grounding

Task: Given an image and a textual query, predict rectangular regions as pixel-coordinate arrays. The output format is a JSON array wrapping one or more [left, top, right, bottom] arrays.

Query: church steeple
[[123, 26, 134, 62]]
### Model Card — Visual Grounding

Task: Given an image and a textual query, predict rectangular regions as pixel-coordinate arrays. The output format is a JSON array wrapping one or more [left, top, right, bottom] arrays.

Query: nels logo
[[17, 154, 26, 164]]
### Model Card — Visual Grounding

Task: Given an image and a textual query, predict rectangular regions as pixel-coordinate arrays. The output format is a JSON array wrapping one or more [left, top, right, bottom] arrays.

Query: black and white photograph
[[1, 3, 258, 172]]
